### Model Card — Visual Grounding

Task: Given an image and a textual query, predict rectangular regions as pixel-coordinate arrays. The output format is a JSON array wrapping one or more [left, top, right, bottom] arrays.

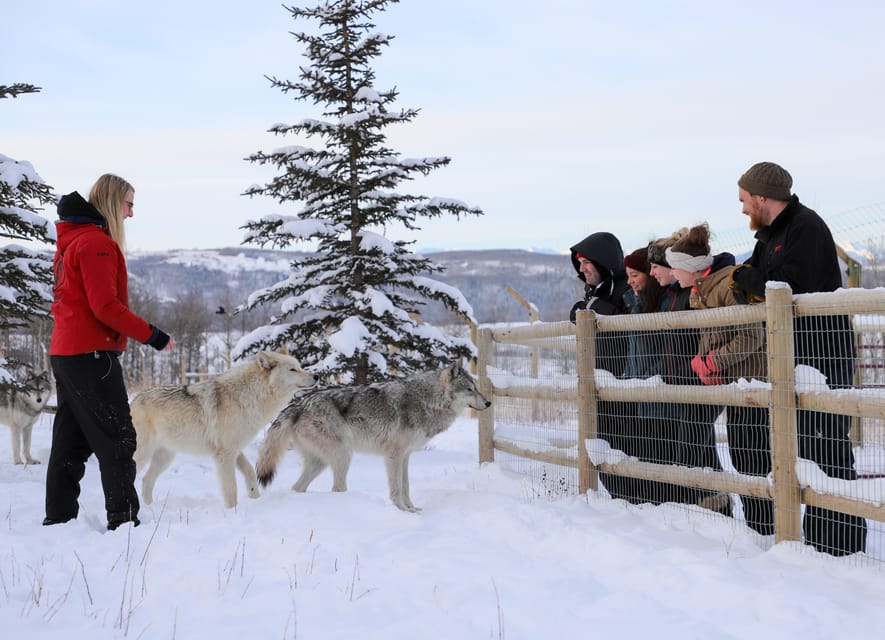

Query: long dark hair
[[638, 274, 662, 313]]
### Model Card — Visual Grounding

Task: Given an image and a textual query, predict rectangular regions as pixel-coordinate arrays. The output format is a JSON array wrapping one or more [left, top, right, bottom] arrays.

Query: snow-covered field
[[2, 408, 885, 639]]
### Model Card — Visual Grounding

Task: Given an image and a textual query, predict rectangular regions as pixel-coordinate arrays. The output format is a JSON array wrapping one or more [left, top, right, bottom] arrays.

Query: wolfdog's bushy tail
[[256, 405, 298, 487]]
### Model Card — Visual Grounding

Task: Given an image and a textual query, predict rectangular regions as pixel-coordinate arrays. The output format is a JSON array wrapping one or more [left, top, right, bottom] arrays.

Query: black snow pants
[[726, 405, 773, 535], [45, 352, 140, 524], [796, 316, 866, 557]]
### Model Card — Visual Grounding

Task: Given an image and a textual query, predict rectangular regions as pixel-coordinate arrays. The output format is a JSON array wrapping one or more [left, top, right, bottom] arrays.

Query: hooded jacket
[[49, 192, 168, 355], [568, 231, 629, 377], [569, 232, 630, 317]]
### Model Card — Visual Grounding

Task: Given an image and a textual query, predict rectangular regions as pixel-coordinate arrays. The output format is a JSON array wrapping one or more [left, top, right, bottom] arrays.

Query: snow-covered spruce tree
[[238, 0, 482, 384], [0, 83, 56, 390]]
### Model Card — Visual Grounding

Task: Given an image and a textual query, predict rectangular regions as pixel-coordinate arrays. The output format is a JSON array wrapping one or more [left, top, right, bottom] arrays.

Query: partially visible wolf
[[0, 370, 52, 465], [255, 362, 491, 511], [131, 351, 318, 508]]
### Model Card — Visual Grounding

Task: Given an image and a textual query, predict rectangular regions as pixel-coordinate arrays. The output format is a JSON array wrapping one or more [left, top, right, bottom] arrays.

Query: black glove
[[569, 300, 588, 323], [145, 325, 172, 351], [729, 265, 765, 304]]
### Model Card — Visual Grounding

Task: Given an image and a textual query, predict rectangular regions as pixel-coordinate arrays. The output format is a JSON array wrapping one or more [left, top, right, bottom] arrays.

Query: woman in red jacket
[[44, 173, 174, 531]]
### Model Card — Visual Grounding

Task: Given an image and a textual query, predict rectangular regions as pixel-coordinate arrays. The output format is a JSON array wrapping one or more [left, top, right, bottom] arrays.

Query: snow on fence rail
[[475, 284, 885, 558]]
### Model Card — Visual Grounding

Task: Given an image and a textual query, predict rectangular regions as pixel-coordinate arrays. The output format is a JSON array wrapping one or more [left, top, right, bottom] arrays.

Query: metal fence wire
[[477, 286, 885, 566]]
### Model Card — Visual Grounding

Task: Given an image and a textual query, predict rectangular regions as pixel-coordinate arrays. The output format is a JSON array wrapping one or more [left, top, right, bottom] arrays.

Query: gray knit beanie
[[738, 162, 793, 200]]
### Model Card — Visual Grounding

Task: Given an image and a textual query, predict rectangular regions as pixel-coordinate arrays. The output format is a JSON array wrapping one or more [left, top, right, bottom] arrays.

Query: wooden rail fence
[[476, 284, 885, 545]]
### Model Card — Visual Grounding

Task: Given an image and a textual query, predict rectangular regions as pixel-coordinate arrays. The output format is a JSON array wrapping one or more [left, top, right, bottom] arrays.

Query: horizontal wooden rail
[[476, 283, 885, 546], [493, 439, 579, 468]]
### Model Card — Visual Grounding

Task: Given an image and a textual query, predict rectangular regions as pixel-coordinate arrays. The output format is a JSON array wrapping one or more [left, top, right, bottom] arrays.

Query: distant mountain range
[[125, 239, 882, 330], [126, 247, 585, 325]]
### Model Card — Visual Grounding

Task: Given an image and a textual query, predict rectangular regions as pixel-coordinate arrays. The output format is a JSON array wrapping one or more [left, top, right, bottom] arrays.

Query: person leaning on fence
[[568, 232, 632, 502], [648, 229, 690, 315], [44, 174, 175, 532], [568, 231, 631, 377], [729, 161, 867, 556], [619, 246, 684, 505], [648, 230, 731, 516], [668, 224, 768, 528]]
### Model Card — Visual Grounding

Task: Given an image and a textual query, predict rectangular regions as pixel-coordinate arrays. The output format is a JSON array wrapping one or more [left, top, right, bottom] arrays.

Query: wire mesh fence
[[477, 286, 885, 565]]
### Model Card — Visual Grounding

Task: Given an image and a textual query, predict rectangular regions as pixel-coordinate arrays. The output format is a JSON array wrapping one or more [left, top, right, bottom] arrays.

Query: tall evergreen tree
[[0, 83, 56, 390], [238, 0, 482, 384]]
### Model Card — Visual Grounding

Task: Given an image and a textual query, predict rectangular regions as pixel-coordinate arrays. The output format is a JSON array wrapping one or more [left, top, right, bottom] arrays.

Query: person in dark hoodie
[[730, 161, 867, 557], [568, 232, 633, 501], [44, 174, 174, 531], [569, 231, 630, 322]]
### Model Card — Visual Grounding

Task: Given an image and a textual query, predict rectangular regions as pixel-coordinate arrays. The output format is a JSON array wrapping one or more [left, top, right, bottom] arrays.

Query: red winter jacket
[[50, 197, 155, 355]]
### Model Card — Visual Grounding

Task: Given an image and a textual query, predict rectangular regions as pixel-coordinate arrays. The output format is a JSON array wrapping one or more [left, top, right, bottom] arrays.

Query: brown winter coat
[[690, 265, 767, 383]]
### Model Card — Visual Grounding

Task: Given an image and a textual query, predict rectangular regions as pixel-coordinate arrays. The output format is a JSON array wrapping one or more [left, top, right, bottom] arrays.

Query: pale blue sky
[[4, 0, 885, 254]]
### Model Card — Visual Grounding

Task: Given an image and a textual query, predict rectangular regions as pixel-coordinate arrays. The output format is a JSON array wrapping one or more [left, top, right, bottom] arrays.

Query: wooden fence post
[[477, 327, 496, 464], [765, 283, 802, 543], [575, 310, 599, 494]]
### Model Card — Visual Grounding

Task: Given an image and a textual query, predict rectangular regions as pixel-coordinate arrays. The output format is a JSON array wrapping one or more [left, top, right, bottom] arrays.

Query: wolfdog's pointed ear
[[443, 360, 462, 381], [257, 352, 275, 369]]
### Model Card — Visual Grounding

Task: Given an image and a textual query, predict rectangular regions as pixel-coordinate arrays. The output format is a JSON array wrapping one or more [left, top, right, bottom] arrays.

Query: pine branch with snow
[[1, 84, 56, 390]]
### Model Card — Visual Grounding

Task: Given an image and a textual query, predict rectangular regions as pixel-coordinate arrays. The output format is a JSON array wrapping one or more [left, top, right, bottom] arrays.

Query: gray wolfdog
[[0, 370, 51, 465], [131, 351, 317, 508], [255, 362, 491, 511]]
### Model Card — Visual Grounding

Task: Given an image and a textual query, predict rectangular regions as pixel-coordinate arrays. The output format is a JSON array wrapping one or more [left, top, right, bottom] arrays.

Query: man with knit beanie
[[731, 161, 867, 556]]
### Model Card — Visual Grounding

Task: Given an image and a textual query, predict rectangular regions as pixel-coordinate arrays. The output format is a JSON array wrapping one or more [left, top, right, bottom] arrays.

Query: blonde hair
[[87, 173, 133, 251], [650, 227, 689, 251], [647, 227, 689, 266]]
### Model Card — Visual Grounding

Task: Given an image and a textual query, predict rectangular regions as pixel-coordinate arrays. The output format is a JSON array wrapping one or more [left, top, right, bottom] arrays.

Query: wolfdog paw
[[247, 486, 260, 499]]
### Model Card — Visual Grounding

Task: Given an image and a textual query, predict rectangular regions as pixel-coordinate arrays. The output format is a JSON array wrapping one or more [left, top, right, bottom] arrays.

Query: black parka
[[569, 232, 630, 317]]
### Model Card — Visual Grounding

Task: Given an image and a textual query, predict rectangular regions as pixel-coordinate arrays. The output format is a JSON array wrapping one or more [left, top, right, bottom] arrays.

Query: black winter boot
[[107, 511, 140, 531]]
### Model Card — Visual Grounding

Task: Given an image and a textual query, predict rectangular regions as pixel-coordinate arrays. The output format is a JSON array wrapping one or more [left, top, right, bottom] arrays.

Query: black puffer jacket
[[569, 232, 630, 318]]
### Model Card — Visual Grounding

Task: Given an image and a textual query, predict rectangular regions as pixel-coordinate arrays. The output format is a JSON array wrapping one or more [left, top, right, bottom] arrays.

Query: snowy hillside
[[126, 247, 584, 324]]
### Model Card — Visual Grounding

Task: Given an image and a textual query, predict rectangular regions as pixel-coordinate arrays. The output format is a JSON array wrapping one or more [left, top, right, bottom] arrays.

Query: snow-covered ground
[[2, 409, 884, 639]]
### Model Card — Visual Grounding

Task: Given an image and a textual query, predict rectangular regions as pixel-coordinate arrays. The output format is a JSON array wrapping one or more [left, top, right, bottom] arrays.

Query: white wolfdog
[[131, 351, 317, 508], [255, 362, 491, 511], [0, 371, 51, 465]]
